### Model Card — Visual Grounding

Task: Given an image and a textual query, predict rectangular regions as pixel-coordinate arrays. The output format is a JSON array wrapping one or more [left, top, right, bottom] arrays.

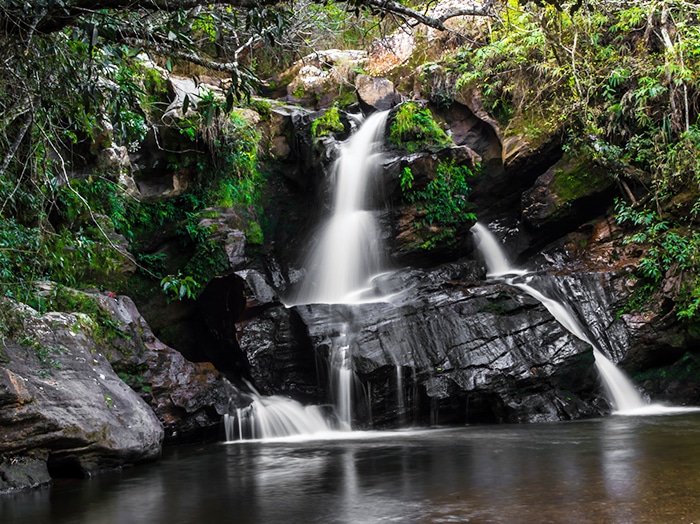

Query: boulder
[[265, 50, 367, 109], [0, 300, 164, 489], [355, 74, 403, 112], [92, 292, 232, 444], [366, 32, 415, 76], [520, 153, 617, 251]]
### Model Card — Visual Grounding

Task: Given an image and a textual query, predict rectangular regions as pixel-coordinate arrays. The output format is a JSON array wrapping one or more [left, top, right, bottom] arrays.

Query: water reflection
[[2, 415, 700, 523]]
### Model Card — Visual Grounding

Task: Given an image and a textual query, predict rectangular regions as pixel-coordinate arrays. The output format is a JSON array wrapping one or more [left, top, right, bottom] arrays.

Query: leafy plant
[[160, 274, 201, 301], [311, 106, 345, 138], [401, 160, 477, 248], [615, 199, 700, 319]]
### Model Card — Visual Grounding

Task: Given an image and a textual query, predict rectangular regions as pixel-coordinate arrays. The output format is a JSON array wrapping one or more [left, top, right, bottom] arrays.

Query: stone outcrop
[[520, 153, 617, 251], [294, 264, 610, 425], [0, 289, 233, 492], [0, 300, 163, 492], [263, 50, 367, 109], [355, 74, 403, 112], [90, 292, 232, 444]]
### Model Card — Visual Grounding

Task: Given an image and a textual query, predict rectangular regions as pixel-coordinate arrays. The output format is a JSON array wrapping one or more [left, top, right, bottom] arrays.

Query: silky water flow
[[225, 111, 390, 440], [471, 222, 663, 413]]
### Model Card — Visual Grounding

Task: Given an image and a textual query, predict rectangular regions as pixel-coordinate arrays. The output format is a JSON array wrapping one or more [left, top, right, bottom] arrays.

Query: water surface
[[3, 414, 700, 523]]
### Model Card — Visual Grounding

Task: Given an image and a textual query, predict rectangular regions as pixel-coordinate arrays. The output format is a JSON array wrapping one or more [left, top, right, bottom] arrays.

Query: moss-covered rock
[[521, 152, 616, 232], [387, 101, 453, 153]]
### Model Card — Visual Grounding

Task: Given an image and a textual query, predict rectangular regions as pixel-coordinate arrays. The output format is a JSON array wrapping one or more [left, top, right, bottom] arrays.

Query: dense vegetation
[[428, 0, 700, 321], [1, 0, 699, 325]]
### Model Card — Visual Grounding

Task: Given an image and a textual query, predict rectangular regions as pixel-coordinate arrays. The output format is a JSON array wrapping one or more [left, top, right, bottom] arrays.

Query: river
[[3, 413, 700, 523]]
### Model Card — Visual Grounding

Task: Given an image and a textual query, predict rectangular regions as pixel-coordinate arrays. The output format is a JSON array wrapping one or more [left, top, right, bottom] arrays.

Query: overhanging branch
[[3, 0, 500, 36]]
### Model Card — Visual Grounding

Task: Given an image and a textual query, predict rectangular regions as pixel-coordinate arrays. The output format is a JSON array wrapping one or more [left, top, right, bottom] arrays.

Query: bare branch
[[0, 114, 32, 180], [348, 0, 498, 31]]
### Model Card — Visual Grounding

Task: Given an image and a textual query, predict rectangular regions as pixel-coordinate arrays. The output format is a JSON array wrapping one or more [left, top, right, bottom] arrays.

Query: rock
[[162, 76, 223, 125], [237, 306, 322, 401], [366, 32, 415, 76], [289, 264, 606, 426], [0, 299, 164, 487], [383, 145, 480, 264], [0, 456, 51, 494], [197, 207, 249, 271], [355, 74, 403, 112], [92, 292, 232, 444], [454, 86, 504, 143], [267, 50, 367, 109], [501, 132, 563, 177], [521, 153, 616, 243]]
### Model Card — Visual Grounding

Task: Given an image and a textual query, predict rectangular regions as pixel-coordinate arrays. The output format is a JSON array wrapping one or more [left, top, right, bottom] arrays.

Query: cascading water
[[224, 391, 333, 441], [229, 111, 391, 439], [291, 110, 390, 430], [295, 110, 390, 305], [471, 222, 648, 413]]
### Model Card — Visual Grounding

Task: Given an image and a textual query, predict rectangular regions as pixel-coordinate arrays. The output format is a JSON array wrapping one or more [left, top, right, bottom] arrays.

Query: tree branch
[[349, 0, 498, 31], [3, 0, 500, 36]]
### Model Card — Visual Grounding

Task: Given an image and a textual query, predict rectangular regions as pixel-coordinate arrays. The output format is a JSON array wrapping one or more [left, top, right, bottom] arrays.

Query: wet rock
[[237, 306, 322, 401], [0, 456, 51, 494], [293, 264, 606, 425]]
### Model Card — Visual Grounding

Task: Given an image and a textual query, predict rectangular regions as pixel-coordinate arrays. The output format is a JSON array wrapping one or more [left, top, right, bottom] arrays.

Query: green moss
[[388, 102, 453, 153], [38, 286, 128, 345], [550, 157, 612, 204], [248, 98, 272, 120], [311, 106, 345, 138]]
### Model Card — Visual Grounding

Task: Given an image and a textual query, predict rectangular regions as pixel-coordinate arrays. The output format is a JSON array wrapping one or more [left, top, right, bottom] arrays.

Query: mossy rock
[[521, 152, 615, 229], [387, 101, 453, 153], [310, 106, 346, 139]]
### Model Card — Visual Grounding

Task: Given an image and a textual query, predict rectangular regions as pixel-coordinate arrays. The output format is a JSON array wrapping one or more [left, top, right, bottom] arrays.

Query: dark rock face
[[238, 306, 323, 401], [520, 154, 617, 254], [0, 457, 51, 494], [292, 264, 607, 425]]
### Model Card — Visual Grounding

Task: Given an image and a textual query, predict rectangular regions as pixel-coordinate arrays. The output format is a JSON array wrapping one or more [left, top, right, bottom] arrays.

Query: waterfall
[[295, 110, 390, 305], [291, 110, 390, 429], [229, 111, 390, 438], [471, 222, 648, 412], [224, 392, 334, 441]]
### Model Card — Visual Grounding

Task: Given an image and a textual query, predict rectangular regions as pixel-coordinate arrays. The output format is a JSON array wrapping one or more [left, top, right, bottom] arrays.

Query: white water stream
[[229, 111, 390, 437], [471, 222, 649, 412], [224, 392, 333, 441], [294, 110, 390, 305]]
